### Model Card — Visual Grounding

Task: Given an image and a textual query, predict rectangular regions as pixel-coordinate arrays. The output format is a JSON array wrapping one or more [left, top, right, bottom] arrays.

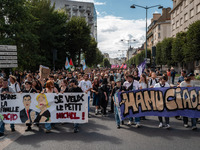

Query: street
[[1, 102, 200, 150]]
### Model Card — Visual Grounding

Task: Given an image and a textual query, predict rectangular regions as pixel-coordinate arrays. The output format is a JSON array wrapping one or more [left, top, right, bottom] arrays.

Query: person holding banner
[[148, 72, 159, 88], [154, 75, 171, 129], [91, 77, 100, 115], [0, 78, 16, 137], [112, 79, 126, 128], [180, 73, 197, 130], [127, 75, 141, 127]]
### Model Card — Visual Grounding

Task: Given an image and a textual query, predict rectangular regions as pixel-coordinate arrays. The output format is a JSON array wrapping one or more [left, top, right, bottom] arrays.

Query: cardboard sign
[[39, 65, 50, 79]]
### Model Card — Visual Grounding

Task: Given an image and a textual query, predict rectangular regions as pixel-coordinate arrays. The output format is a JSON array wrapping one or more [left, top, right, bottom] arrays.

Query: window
[[185, 0, 188, 6], [176, 20, 179, 28], [180, 4, 183, 12], [180, 18, 183, 25], [158, 33, 161, 39], [184, 13, 188, 21], [158, 24, 161, 30], [176, 7, 180, 15], [197, 4, 200, 14], [190, 9, 194, 18], [172, 23, 175, 30]]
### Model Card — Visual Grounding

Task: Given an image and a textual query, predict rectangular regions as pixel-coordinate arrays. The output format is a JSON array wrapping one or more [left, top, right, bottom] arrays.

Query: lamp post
[[121, 39, 136, 67], [130, 4, 163, 68]]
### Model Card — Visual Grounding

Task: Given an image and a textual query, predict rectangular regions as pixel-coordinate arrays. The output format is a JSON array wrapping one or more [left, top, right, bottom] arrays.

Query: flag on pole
[[138, 61, 146, 77], [69, 58, 73, 67], [123, 64, 127, 69], [82, 59, 87, 70], [120, 64, 124, 69], [65, 57, 70, 69]]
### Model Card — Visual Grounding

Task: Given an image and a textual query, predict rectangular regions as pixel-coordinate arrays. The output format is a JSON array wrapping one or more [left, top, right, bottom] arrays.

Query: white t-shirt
[[154, 82, 170, 88], [180, 81, 195, 87], [10, 82, 21, 92], [148, 78, 159, 87], [123, 81, 132, 89], [78, 80, 92, 96], [140, 82, 148, 89], [132, 80, 140, 90]]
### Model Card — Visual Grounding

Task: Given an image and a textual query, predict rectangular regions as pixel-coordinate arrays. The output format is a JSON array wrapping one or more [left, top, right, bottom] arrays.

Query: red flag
[[120, 64, 124, 69], [69, 58, 73, 66]]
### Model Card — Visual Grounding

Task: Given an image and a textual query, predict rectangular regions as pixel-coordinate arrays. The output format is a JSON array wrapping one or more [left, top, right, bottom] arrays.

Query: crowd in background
[[0, 65, 199, 137]]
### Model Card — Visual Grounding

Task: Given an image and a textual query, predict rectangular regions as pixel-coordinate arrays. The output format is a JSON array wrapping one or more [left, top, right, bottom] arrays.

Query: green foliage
[[128, 50, 151, 66], [103, 58, 111, 68], [65, 17, 91, 66], [156, 42, 162, 65], [184, 20, 200, 62], [172, 32, 186, 63]]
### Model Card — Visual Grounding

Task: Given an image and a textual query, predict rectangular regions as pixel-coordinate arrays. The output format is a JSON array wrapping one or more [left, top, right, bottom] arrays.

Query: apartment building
[[146, 8, 171, 49], [170, 0, 200, 37], [51, 0, 97, 40]]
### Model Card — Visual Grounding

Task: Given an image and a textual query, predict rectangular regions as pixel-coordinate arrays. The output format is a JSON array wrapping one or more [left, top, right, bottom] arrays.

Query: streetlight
[[130, 4, 163, 68], [121, 39, 136, 67]]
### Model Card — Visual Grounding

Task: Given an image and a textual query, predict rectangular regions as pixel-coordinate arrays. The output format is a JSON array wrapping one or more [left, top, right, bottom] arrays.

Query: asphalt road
[[1, 103, 200, 150]]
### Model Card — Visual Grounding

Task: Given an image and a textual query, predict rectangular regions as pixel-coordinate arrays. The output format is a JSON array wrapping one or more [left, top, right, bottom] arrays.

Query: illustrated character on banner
[[20, 95, 37, 123], [34, 93, 51, 123]]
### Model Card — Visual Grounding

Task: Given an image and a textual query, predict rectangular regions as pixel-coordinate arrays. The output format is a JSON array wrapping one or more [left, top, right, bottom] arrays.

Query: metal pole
[[128, 41, 129, 67], [145, 7, 148, 68]]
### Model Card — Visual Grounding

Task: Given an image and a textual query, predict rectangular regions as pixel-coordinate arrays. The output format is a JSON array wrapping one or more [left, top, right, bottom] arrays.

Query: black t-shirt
[[134, 76, 140, 81], [22, 88, 37, 93], [68, 87, 83, 92], [34, 110, 51, 123], [113, 86, 126, 95]]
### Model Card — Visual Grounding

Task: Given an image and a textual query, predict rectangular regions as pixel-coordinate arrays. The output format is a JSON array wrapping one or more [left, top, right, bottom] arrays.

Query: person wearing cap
[[180, 73, 197, 130], [112, 78, 126, 128], [0, 78, 16, 137], [9, 75, 21, 93], [154, 75, 171, 129], [67, 79, 83, 133]]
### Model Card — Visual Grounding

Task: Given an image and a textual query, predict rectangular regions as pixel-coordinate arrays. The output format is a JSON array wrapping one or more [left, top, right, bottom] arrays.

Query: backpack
[[150, 78, 158, 86]]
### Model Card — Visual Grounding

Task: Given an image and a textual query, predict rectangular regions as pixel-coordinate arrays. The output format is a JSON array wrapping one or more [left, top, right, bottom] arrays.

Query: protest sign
[[39, 65, 50, 79], [118, 87, 200, 120], [0, 93, 88, 124]]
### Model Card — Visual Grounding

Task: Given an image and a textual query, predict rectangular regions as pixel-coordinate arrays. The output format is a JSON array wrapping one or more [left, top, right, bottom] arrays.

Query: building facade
[[170, 0, 200, 37], [147, 8, 171, 49], [51, 0, 97, 40]]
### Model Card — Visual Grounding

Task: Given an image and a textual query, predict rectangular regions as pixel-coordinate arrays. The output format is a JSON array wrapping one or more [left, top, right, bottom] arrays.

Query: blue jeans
[[183, 117, 197, 127], [74, 123, 79, 129], [88, 96, 90, 112], [129, 117, 140, 123], [0, 122, 5, 133], [45, 123, 51, 130], [0, 123, 14, 133], [114, 107, 120, 126]]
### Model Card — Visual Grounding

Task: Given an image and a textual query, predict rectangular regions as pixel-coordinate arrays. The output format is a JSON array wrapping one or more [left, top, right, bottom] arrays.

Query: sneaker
[[135, 123, 141, 128], [0, 133, 4, 138], [74, 128, 79, 133], [25, 127, 32, 132], [95, 109, 98, 115], [158, 123, 163, 128], [165, 124, 171, 129], [45, 129, 51, 133], [192, 126, 197, 130], [11, 128, 16, 132], [117, 125, 120, 129], [88, 114, 92, 118], [127, 121, 133, 126], [184, 124, 189, 128]]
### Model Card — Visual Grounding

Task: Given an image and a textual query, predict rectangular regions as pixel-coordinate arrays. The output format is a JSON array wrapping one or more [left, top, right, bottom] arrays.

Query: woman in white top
[[139, 73, 148, 89]]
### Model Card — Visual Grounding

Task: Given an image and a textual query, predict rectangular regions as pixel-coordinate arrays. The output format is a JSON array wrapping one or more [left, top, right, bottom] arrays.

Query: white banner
[[0, 93, 88, 124]]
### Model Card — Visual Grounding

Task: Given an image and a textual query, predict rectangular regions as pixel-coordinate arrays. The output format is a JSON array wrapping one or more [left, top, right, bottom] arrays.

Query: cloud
[[97, 15, 150, 58]]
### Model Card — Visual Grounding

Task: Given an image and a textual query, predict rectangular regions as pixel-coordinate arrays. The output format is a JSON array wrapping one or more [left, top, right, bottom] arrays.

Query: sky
[[72, 0, 173, 58]]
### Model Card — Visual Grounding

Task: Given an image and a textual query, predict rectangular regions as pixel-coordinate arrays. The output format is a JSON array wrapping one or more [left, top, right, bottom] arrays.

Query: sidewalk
[[0, 124, 26, 150]]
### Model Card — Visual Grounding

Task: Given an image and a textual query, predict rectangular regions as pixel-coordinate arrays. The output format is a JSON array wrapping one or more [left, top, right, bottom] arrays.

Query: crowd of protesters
[[0, 65, 199, 138]]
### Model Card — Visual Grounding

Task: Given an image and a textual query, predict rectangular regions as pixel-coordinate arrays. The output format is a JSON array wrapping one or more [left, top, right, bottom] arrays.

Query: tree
[[65, 17, 91, 66], [161, 38, 174, 66], [184, 20, 200, 62], [103, 58, 111, 68], [156, 42, 162, 65], [172, 32, 186, 68]]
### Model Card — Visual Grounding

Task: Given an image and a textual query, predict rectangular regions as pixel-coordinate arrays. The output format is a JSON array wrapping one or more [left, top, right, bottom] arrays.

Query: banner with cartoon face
[[0, 93, 88, 124]]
